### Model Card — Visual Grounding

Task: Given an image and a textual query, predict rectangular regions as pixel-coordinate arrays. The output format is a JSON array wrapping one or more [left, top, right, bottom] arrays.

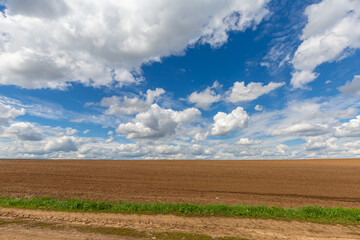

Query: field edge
[[1, 196, 359, 225]]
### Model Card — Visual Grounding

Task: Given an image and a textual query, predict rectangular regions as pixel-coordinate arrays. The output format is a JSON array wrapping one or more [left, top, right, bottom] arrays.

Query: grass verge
[[0, 196, 359, 225], [0, 218, 249, 240]]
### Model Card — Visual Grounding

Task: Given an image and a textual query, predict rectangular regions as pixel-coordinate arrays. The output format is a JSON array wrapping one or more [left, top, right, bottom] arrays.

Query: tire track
[[1, 207, 359, 240]]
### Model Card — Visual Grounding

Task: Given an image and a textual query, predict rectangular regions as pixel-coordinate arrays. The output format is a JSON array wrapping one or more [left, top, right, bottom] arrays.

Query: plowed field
[[1, 158, 359, 208]]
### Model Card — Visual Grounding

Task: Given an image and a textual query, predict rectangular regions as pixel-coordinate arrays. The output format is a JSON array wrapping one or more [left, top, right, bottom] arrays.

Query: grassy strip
[[0, 196, 359, 225], [0, 218, 249, 240]]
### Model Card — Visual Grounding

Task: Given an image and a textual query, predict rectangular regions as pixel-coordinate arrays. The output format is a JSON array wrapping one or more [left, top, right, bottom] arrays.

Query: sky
[[0, 0, 360, 159]]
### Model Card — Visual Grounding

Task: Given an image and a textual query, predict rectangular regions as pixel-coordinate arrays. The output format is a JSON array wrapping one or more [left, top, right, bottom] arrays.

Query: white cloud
[[105, 136, 114, 143], [305, 136, 337, 151], [0, 122, 44, 141], [190, 127, 210, 143], [101, 88, 165, 115], [272, 123, 329, 136], [345, 140, 360, 154], [193, 131, 210, 142], [334, 115, 360, 137], [151, 145, 182, 155], [252, 96, 359, 140], [44, 136, 78, 152], [338, 75, 360, 96], [0, 0, 269, 89], [116, 104, 200, 139], [276, 144, 288, 155], [226, 81, 284, 103], [0, 95, 120, 128], [290, 71, 318, 89], [65, 127, 78, 135], [83, 129, 90, 134], [0, 101, 25, 124], [254, 105, 263, 111], [6, 0, 69, 19], [335, 108, 358, 120], [211, 107, 249, 136], [228, 93, 360, 158], [291, 0, 360, 88], [42, 126, 78, 137], [237, 138, 261, 145], [70, 118, 85, 123], [188, 82, 221, 109], [288, 101, 322, 120], [0, 120, 82, 144], [0, 94, 356, 160], [78, 142, 143, 159]]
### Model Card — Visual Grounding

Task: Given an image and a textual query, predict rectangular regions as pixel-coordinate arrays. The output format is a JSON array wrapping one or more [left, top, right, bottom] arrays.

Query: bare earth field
[[0, 158, 360, 239], [0, 158, 360, 208]]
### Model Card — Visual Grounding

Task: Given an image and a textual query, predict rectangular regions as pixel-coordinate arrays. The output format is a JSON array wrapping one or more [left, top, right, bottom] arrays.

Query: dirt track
[[1, 159, 360, 208], [1, 207, 360, 240]]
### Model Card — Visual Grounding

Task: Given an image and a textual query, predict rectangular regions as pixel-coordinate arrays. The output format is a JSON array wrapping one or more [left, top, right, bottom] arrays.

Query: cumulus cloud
[[305, 136, 337, 151], [188, 82, 221, 110], [236, 138, 261, 145], [101, 88, 165, 115], [44, 136, 78, 152], [211, 107, 249, 136], [151, 145, 182, 155], [116, 104, 201, 139], [344, 140, 360, 154], [0, 122, 44, 141], [338, 75, 360, 96], [193, 131, 210, 142], [189, 126, 211, 143], [0, 102, 25, 124], [252, 96, 359, 139], [334, 115, 360, 137], [291, 0, 360, 88], [0, 93, 356, 160], [65, 127, 78, 135], [254, 105, 263, 111], [226, 81, 284, 103], [42, 126, 78, 137], [276, 144, 288, 155], [0, 0, 269, 89], [105, 136, 114, 143], [78, 142, 143, 159]]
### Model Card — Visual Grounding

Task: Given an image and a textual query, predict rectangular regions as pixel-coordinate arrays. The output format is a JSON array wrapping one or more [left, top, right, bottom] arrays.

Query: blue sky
[[0, 0, 359, 159]]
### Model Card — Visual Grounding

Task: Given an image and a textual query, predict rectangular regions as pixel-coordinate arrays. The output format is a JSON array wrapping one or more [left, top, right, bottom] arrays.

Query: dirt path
[[0, 224, 136, 240], [1, 207, 359, 240]]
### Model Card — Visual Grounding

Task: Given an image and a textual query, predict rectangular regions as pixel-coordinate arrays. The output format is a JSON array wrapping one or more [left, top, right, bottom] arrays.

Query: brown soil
[[1, 159, 360, 208], [1, 207, 360, 240], [0, 222, 133, 240]]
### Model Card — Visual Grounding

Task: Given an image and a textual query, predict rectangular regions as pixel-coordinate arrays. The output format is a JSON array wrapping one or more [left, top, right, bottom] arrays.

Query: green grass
[[0, 196, 359, 225], [152, 232, 248, 240]]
